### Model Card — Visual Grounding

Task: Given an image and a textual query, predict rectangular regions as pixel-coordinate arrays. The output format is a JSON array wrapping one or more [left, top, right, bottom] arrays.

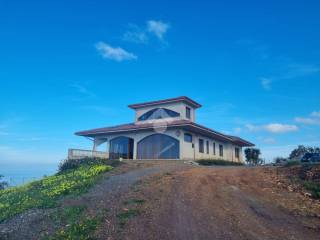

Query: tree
[[0, 175, 8, 190], [244, 148, 261, 165], [274, 157, 287, 164], [289, 145, 320, 160], [289, 145, 308, 160]]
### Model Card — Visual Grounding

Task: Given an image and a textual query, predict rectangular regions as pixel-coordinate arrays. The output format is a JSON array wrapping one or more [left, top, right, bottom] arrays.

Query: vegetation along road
[[0, 160, 319, 240]]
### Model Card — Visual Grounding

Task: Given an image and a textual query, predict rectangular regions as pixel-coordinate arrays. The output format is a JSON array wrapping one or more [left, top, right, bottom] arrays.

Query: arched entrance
[[109, 136, 134, 159], [137, 133, 179, 159]]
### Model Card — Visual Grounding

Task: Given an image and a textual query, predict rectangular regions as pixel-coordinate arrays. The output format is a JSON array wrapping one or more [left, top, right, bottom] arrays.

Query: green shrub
[[284, 160, 301, 167], [117, 209, 140, 228], [303, 181, 320, 199], [0, 164, 112, 222], [58, 157, 124, 172], [0, 175, 8, 190], [196, 159, 244, 166], [48, 216, 100, 240], [47, 206, 101, 240], [58, 157, 110, 172]]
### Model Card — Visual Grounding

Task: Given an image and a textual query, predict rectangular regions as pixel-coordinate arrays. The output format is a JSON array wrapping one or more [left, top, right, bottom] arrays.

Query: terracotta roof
[[128, 96, 202, 109], [75, 120, 254, 147], [226, 135, 255, 147]]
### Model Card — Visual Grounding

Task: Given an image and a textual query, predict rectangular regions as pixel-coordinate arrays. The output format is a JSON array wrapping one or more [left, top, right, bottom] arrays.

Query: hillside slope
[[0, 162, 319, 240]]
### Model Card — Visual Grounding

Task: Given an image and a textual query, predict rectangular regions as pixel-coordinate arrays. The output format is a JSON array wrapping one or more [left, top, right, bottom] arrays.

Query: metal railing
[[68, 149, 109, 159]]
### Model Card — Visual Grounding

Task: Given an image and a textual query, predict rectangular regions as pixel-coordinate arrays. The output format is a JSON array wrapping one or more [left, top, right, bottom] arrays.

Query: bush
[[0, 164, 113, 222], [58, 157, 123, 172], [196, 159, 244, 166], [303, 181, 320, 199], [284, 160, 301, 167], [0, 175, 8, 190]]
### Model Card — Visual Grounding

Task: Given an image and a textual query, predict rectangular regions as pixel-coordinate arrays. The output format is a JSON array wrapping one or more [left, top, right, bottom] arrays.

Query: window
[[206, 141, 209, 154], [219, 144, 223, 157], [213, 142, 216, 155], [184, 133, 193, 142], [109, 136, 134, 159], [138, 108, 180, 121], [235, 147, 240, 159], [137, 134, 179, 159], [199, 139, 204, 153], [186, 107, 191, 119]]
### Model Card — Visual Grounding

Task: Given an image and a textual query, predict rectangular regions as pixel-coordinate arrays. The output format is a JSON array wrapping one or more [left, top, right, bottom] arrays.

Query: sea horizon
[[0, 162, 58, 186]]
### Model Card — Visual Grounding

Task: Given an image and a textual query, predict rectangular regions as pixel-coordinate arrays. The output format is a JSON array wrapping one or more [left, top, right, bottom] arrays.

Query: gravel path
[[121, 166, 320, 240], [0, 162, 191, 240], [3, 163, 317, 240]]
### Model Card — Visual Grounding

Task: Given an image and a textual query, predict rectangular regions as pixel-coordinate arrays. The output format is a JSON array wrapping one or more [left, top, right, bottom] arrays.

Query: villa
[[74, 96, 254, 161]]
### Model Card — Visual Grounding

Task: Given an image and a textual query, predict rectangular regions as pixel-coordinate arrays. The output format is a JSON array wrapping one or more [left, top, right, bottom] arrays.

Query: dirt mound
[[120, 167, 320, 240]]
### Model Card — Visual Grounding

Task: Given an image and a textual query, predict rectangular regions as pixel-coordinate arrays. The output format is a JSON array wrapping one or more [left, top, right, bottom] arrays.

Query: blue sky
[[1, 0, 320, 164]]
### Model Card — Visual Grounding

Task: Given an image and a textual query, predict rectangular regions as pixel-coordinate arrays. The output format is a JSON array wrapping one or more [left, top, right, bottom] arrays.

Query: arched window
[[138, 108, 180, 121], [109, 136, 134, 159], [137, 133, 180, 159]]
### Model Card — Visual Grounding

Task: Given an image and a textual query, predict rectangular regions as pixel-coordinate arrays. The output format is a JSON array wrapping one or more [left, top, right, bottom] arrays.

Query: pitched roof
[[75, 119, 254, 147], [128, 96, 202, 109]]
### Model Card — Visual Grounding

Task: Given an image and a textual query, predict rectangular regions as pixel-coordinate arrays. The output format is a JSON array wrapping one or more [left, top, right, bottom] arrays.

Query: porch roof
[[75, 120, 254, 147]]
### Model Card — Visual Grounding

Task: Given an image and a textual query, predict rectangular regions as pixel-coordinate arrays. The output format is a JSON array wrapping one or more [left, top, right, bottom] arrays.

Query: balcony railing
[[68, 148, 109, 160]]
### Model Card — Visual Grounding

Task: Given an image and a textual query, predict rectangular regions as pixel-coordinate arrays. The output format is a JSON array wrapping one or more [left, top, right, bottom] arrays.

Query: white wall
[[94, 128, 243, 162], [134, 102, 196, 123], [180, 129, 243, 162]]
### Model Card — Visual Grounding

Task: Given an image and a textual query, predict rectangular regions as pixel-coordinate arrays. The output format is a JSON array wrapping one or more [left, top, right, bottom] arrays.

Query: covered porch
[[69, 132, 181, 160]]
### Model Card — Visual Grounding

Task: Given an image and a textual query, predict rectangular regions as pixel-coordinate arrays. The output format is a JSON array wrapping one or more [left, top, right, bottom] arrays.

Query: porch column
[[92, 139, 97, 151], [133, 140, 138, 159], [92, 138, 108, 151]]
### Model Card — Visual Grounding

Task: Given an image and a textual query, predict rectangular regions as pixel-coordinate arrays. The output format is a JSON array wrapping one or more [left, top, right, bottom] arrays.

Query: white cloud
[[245, 124, 261, 132], [262, 137, 276, 144], [264, 123, 298, 133], [311, 111, 320, 118], [17, 137, 47, 141], [70, 83, 96, 98], [95, 42, 137, 62], [246, 123, 298, 133], [295, 111, 320, 125], [123, 24, 148, 44], [233, 127, 242, 134], [295, 117, 320, 125], [260, 78, 272, 90], [147, 20, 170, 40], [284, 63, 320, 79]]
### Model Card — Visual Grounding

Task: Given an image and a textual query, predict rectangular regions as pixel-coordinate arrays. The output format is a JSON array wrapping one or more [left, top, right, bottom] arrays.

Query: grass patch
[[123, 199, 145, 206], [303, 181, 320, 199], [51, 205, 86, 225], [196, 159, 244, 166], [117, 209, 140, 228], [44, 212, 102, 240], [47, 216, 100, 240], [0, 164, 112, 223], [46, 205, 105, 239]]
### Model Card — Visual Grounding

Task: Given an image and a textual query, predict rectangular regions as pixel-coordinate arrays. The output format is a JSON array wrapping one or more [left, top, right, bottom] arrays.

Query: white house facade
[[75, 96, 254, 162]]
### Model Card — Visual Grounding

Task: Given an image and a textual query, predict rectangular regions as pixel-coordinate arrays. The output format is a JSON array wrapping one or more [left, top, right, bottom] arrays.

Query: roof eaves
[[128, 96, 202, 109]]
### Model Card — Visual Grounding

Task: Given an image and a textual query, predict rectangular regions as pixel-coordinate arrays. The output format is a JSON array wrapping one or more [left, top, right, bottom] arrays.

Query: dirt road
[[1, 162, 319, 240], [118, 165, 320, 240]]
